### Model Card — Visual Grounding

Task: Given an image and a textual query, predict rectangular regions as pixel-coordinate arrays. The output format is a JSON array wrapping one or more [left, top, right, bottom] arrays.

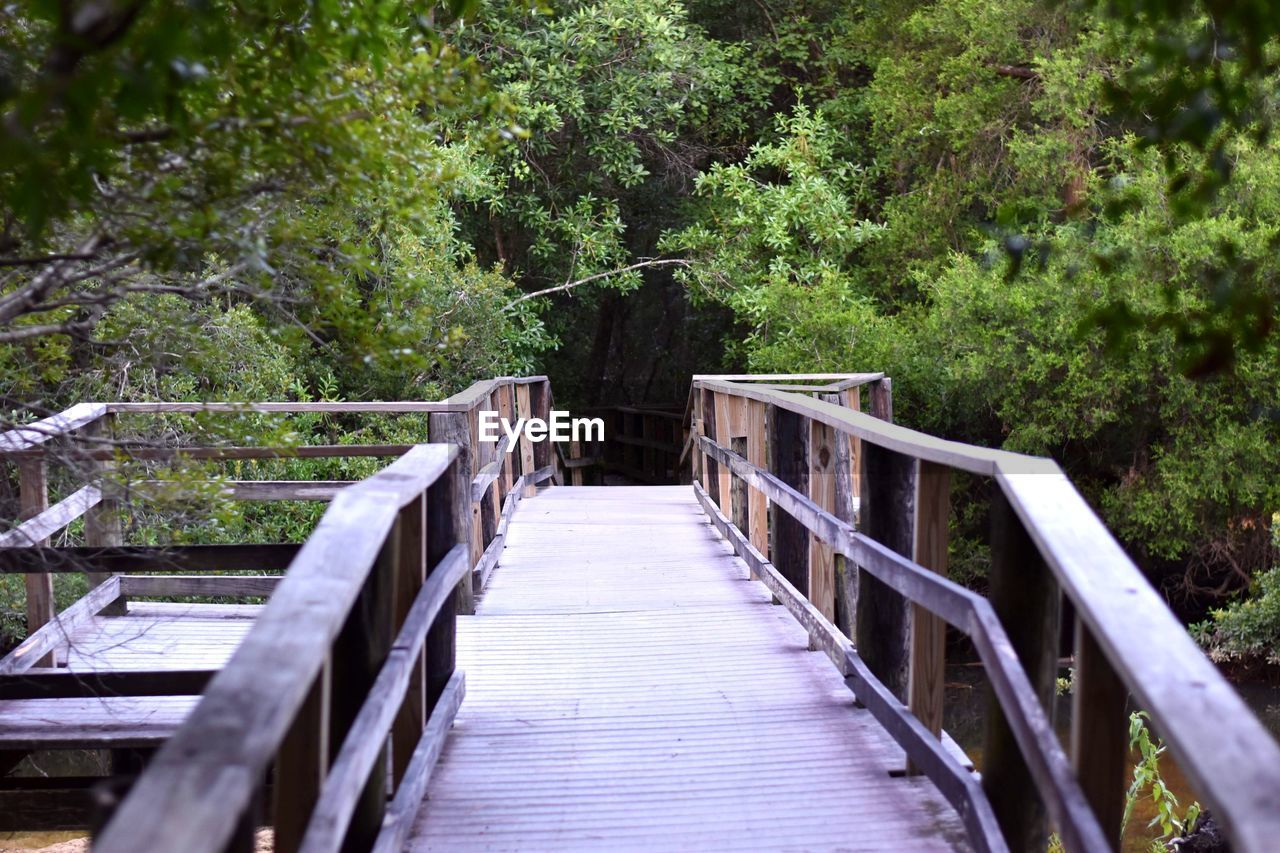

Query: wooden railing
[[589, 404, 684, 484], [689, 374, 1280, 853], [0, 377, 556, 635], [0, 377, 560, 848]]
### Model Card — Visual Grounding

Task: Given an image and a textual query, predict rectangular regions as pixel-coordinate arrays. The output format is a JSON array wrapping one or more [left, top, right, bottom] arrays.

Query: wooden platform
[[0, 601, 259, 750], [408, 486, 970, 851]]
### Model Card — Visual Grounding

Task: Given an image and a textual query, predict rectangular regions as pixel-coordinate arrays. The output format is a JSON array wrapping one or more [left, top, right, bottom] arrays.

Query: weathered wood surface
[[0, 600, 259, 749], [408, 485, 968, 851]]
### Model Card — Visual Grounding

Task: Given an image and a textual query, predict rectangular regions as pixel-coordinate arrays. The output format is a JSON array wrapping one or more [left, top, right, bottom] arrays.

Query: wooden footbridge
[[2, 375, 1279, 852]]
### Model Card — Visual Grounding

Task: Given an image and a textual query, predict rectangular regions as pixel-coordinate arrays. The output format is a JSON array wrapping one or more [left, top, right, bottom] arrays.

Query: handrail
[[696, 437, 1107, 852], [690, 375, 1280, 852]]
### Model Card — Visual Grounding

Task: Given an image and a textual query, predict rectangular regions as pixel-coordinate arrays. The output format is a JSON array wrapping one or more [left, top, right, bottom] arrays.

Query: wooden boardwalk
[[0, 601, 258, 751], [408, 486, 969, 851]]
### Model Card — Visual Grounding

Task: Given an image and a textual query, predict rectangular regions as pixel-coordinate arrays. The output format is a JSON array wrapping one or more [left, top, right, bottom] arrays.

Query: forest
[[2, 0, 1280, 733]]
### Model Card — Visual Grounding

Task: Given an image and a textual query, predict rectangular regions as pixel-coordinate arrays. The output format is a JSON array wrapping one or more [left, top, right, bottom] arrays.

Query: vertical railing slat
[[983, 489, 1061, 851], [1071, 622, 1127, 850], [907, 460, 950, 772]]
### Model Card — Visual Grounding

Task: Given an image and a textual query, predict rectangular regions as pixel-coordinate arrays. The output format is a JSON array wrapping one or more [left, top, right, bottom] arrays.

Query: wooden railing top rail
[[0, 402, 107, 453], [0, 376, 551, 458], [93, 443, 460, 853], [693, 376, 1280, 851]]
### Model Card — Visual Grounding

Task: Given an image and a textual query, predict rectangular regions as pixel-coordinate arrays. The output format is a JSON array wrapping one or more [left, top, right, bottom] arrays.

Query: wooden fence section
[[688, 376, 1280, 853], [87, 444, 470, 853], [0, 378, 558, 840]]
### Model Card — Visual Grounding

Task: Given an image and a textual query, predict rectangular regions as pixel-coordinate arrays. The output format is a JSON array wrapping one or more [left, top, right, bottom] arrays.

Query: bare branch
[[503, 258, 689, 310]]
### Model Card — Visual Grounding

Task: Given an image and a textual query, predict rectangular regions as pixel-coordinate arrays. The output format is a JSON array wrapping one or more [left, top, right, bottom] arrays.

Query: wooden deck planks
[[0, 600, 261, 749], [408, 486, 969, 852]]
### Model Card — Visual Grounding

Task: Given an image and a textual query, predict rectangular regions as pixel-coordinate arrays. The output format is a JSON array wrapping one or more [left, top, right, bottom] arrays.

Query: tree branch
[[503, 258, 690, 311]]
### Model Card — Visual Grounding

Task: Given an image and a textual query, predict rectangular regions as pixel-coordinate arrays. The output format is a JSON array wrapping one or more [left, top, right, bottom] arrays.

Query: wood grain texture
[[407, 485, 968, 852], [17, 456, 54, 654], [908, 461, 950, 773]]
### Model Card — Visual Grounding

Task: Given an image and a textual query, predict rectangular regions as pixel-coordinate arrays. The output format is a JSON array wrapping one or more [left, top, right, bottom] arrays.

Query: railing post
[[273, 659, 331, 853], [84, 413, 126, 615], [1071, 621, 1127, 849], [856, 383, 911, 702], [429, 411, 476, 614], [497, 385, 516, 494], [713, 394, 731, 513], [531, 379, 553, 477], [426, 452, 467, 712], [767, 405, 809, 597], [808, 417, 836, 622], [328, 518, 397, 850], [822, 391, 857, 638], [392, 492, 428, 785], [983, 489, 1061, 851], [17, 453, 53, 664], [856, 442, 914, 701], [908, 460, 950, 772], [745, 400, 768, 561], [700, 389, 720, 506], [514, 384, 536, 496]]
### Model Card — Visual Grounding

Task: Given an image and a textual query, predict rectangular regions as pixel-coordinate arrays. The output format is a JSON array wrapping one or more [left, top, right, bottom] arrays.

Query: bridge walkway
[[407, 485, 969, 851]]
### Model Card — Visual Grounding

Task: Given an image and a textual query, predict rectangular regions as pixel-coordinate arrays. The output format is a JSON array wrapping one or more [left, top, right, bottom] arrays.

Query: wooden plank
[[0, 485, 101, 548], [0, 544, 301, 573], [0, 776, 102, 832], [120, 575, 280, 598], [712, 393, 731, 513], [430, 411, 476, 616], [0, 402, 106, 453], [821, 392, 856, 639], [17, 456, 53, 656], [515, 384, 536, 497], [132, 480, 353, 501], [696, 378, 1011, 476], [1070, 623, 1127, 849], [108, 401, 451, 414], [529, 380, 553, 478], [393, 494, 428, 787], [745, 400, 767, 562], [274, 660, 331, 853], [0, 695, 198, 750], [983, 490, 1060, 851], [698, 389, 717, 503], [692, 373, 883, 382], [767, 406, 808, 597], [908, 461, 950, 773], [856, 443, 914, 702], [84, 413, 124, 605], [0, 668, 213, 699], [0, 576, 122, 674], [326, 516, 397, 851], [808, 418, 836, 623], [426, 454, 466, 715]]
